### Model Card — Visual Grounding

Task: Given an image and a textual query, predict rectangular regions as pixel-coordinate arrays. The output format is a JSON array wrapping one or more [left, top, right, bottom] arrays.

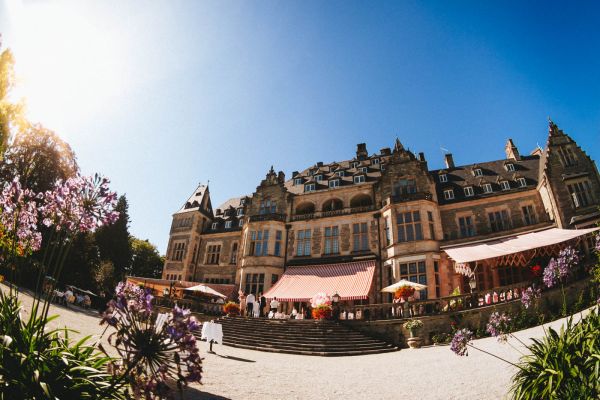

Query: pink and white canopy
[[263, 260, 375, 302], [444, 227, 599, 264]]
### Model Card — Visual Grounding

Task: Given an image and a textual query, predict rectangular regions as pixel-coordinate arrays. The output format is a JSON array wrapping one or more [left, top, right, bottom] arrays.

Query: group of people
[[238, 292, 281, 318], [52, 287, 92, 308]]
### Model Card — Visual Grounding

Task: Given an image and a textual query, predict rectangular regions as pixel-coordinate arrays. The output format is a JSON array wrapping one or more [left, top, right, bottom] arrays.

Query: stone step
[[220, 333, 387, 348], [220, 341, 398, 357]]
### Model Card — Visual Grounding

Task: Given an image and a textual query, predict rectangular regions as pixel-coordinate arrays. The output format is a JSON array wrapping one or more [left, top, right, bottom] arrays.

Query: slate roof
[[430, 155, 541, 205], [176, 184, 208, 214]]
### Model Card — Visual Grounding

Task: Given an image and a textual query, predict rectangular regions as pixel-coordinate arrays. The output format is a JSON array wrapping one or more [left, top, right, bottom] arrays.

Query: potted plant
[[223, 301, 240, 316], [404, 319, 424, 338], [311, 293, 333, 320]]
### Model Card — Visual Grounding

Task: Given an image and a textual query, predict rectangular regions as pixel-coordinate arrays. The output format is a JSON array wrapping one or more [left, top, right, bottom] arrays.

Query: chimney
[[292, 171, 299, 177], [444, 153, 455, 169], [505, 138, 521, 160], [418, 152, 426, 162], [380, 147, 391, 156], [316, 161, 323, 167], [356, 143, 368, 160]]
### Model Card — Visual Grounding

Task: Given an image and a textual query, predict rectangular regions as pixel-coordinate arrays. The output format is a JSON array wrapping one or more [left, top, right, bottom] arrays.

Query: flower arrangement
[[394, 285, 415, 300], [403, 319, 424, 331], [223, 301, 240, 316], [311, 293, 333, 320]]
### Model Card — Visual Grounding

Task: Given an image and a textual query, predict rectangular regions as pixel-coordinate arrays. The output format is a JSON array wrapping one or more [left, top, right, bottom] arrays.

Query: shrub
[[431, 332, 452, 344], [223, 301, 240, 316], [511, 308, 600, 400], [403, 319, 424, 330]]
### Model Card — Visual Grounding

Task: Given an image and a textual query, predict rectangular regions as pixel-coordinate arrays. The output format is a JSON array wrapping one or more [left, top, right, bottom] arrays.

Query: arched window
[[322, 198, 344, 212], [295, 202, 315, 215], [350, 193, 373, 208]]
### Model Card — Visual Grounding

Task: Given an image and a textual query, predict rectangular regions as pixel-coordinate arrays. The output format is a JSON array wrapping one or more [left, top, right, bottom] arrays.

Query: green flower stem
[[467, 344, 524, 370]]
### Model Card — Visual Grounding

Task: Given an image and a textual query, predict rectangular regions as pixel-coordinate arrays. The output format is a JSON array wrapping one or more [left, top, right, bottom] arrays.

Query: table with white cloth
[[201, 322, 223, 353]]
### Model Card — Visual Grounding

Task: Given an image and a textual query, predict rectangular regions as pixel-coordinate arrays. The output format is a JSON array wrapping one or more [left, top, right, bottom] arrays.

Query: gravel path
[[4, 285, 593, 400]]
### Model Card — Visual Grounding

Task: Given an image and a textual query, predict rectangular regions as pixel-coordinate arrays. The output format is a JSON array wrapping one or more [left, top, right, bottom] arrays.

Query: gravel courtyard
[[6, 286, 593, 400]]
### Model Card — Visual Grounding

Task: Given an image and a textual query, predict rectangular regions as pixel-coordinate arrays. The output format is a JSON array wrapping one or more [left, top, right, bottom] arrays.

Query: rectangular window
[[211, 222, 218, 230], [249, 230, 269, 256], [296, 229, 312, 256], [259, 199, 276, 215], [315, 175, 323, 181], [393, 179, 417, 197], [225, 221, 232, 229], [473, 168, 483, 177], [206, 244, 221, 264], [360, 167, 368, 173], [352, 222, 369, 251], [274, 230, 282, 256], [439, 174, 447, 183], [238, 219, 244, 227], [173, 242, 186, 261], [244, 273, 265, 296], [505, 163, 515, 172], [230, 243, 238, 264], [443, 189, 454, 200], [324, 226, 340, 255], [398, 261, 428, 299], [336, 171, 345, 177], [488, 210, 511, 232], [464, 186, 474, 197], [483, 183, 493, 193], [567, 180, 593, 208], [372, 158, 380, 165], [304, 183, 316, 192], [558, 146, 577, 167], [294, 178, 303, 185], [384, 218, 391, 246], [517, 178, 527, 188], [500, 181, 510, 191], [353, 175, 365, 184], [236, 208, 244, 216], [458, 216, 476, 237], [329, 179, 340, 188], [428, 211, 434, 240], [351, 161, 359, 168], [397, 211, 423, 242], [522, 205, 537, 225]]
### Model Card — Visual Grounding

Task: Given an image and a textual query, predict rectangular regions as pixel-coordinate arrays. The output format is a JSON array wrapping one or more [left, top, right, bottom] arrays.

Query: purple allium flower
[[521, 286, 541, 309], [486, 312, 512, 342], [450, 328, 473, 356], [0, 178, 43, 253]]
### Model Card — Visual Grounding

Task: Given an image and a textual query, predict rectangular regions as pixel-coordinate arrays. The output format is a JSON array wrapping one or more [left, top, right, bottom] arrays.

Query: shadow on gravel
[[215, 354, 256, 363], [184, 388, 232, 399]]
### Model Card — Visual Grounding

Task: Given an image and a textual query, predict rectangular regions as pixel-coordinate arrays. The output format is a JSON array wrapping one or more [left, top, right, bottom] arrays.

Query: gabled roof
[[176, 184, 210, 214]]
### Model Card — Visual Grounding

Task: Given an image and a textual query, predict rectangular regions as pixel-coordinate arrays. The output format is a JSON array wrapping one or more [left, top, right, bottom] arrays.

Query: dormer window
[[294, 178, 303, 185], [353, 175, 365, 184], [381, 164, 386, 172], [483, 183, 493, 193], [473, 168, 483, 177], [225, 221, 232, 229], [351, 161, 359, 168], [505, 163, 515, 172], [236, 208, 244, 216], [439, 174, 448, 183], [211, 222, 218, 230], [315, 175, 323, 181], [443, 189, 455, 200], [336, 171, 346, 177], [464, 186, 474, 197], [500, 181, 510, 191], [517, 178, 527, 188], [239, 219, 244, 227], [360, 167, 368, 173], [371, 158, 380, 165], [240, 198, 246, 206], [304, 183, 316, 192], [329, 179, 340, 188]]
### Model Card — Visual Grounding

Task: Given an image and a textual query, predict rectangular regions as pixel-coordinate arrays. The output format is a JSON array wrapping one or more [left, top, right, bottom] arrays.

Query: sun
[[5, 0, 126, 134]]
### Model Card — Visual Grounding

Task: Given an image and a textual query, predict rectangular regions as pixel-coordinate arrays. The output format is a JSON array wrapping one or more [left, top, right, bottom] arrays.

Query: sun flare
[[5, 0, 126, 134]]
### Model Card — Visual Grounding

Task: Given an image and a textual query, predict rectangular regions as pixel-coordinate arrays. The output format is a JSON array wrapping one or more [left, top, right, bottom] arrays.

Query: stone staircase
[[200, 316, 398, 356]]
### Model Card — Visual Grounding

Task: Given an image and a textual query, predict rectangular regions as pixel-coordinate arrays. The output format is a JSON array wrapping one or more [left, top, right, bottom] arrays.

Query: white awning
[[443, 227, 599, 264], [184, 284, 227, 298]]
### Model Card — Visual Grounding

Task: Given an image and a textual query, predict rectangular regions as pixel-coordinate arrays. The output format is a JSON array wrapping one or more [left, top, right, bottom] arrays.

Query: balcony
[[390, 192, 433, 204], [248, 213, 287, 223], [291, 205, 375, 222]]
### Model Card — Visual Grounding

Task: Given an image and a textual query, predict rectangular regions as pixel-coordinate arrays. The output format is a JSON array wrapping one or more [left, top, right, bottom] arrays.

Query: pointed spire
[[269, 165, 275, 174], [548, 117, 560, 137], [393, 137, 404, 153]]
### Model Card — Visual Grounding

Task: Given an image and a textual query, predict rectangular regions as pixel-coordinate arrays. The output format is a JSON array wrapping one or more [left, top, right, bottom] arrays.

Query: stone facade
[[161, 121, 600, 301]]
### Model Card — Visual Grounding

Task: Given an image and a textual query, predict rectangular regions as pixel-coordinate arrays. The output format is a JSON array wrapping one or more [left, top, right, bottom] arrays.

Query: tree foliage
[[0, 46, 25, 155], [95, 195, 132, 280], [0, 123, 78, 193], [130, 237, 164, 278]]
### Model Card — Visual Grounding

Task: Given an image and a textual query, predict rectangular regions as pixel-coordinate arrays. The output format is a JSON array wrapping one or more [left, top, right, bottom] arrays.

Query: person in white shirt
[[64, 288, 73, 307], [269, 297, 279, 315], [246, 293, 255, 317]]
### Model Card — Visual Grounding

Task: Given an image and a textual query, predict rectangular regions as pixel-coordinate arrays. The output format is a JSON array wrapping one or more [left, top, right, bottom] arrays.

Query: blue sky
[[1, 0, 599, 253]]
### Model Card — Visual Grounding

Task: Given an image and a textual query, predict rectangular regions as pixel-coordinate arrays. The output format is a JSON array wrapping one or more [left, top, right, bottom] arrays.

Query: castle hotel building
[[161, 122, 600, 304]]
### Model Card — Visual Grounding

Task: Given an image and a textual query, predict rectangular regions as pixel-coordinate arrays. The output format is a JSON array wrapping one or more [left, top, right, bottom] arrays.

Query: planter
[[409, 328, 417, 338], [407, 336, 422, 349]]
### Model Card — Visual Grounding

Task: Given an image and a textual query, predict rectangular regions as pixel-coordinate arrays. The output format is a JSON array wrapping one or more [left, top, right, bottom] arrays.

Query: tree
[[0, 123, 78, 193], [94, 195, 132, 280], [130, 238, 164, 278], [94, 260, 116, 297], [61, 232, 100, 290], [0, 45, 25, 155]]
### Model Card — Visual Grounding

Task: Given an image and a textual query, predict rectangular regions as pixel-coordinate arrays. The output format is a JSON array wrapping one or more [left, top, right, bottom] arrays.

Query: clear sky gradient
[[1, 0, 599, 253]]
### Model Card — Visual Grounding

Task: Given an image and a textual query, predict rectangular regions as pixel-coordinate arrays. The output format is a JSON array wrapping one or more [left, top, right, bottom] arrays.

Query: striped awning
[[263, 260, 376, 302]]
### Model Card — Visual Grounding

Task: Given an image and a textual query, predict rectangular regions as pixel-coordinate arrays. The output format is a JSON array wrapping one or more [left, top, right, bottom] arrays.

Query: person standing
[[269, 297, 279, 315], [246, 292, 255, 318], [259, 293, 267, 317]]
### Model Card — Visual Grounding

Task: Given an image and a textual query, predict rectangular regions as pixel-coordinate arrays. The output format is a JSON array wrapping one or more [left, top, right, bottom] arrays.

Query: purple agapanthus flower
[[543, 246, 580, 289], [486, 312, 511, 342], [450, 328, 473, 356], [0, 178, 43, 253], [521, 286, 541, 309]]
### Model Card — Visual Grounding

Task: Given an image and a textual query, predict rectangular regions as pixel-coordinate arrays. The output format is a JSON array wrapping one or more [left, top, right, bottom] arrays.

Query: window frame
[[353, 175, 366, 184], [464, 186, 474, 197], [439, 174, 448, 183], [443, 189, 454, 200], [500, 181, 510, 191]]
